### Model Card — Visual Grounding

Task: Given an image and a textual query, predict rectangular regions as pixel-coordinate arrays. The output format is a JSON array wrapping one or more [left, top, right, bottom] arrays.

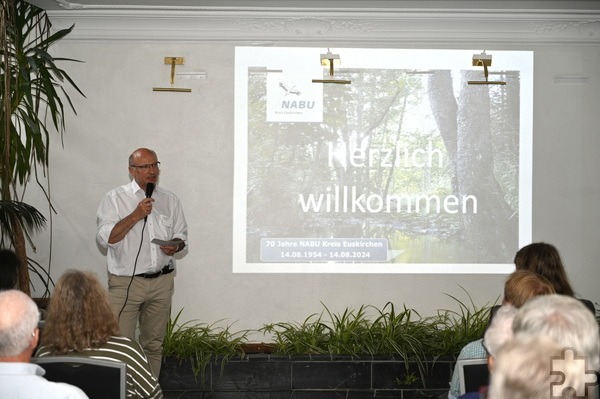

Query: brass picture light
[[468, 51, 506, 85], [153, 57, 192, 92], [312, 49, 351, 85]]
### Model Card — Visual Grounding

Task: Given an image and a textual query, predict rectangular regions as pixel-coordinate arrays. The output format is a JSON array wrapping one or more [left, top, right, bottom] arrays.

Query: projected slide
[[234, 47, 533, 273]]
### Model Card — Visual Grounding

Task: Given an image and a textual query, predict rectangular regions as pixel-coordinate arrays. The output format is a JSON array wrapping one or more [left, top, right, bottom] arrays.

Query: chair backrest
[[32, 356, 126, 399], [457, 357, 489, 395]]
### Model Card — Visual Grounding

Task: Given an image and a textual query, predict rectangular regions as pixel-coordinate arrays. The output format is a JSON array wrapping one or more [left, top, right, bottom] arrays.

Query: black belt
[[135, 265, 174, 279]]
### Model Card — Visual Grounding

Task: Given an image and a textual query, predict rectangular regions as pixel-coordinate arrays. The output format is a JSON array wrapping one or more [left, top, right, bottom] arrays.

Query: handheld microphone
[[145, 182, 155, 198], [144, 183, 155, 221]]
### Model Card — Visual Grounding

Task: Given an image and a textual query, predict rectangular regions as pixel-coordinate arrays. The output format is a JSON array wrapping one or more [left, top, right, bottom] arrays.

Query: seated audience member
[[447, 270, 555, 399], [482, 305, 518, 370], [513, 242, 595, 313], [512, 294, 600, 372], [488, 335, 592, 399], [457, 304, 518, 399], [0, 249, 20, 290], [34, 270, 163, 399], [0, 289, 89, 399], [502, 270, 556, 308]]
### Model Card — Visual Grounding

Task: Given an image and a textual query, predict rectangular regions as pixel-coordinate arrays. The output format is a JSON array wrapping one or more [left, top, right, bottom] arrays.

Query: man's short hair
[[489, 335, 591, 399], [513, 294, 600, 370], [483, 304, 517, 358], [0, 290, 39, 357]]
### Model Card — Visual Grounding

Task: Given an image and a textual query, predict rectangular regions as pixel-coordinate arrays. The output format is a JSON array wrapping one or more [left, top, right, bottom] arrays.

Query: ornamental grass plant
[[421, 291, 494, 355], [162, 309, 248, 381], [163, 294, 493, 387]]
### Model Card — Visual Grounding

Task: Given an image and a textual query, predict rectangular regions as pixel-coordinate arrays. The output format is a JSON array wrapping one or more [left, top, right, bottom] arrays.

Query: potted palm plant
[[0, 0, 83, 297]]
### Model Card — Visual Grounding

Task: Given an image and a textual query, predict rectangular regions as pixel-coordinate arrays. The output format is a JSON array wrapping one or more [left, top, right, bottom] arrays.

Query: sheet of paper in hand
[[151, 238, 180, 246]]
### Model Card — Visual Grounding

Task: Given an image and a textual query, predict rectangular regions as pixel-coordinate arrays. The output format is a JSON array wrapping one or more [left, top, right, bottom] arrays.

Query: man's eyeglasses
[[130, 162, 161, 170]]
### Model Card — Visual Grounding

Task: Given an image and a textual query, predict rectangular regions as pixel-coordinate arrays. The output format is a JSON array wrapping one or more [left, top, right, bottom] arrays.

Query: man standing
[[97, 148, 188, 378], [0, 290, 89, 398]]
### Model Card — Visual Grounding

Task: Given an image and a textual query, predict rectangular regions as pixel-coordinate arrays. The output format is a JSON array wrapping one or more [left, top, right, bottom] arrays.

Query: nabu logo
[[278, 82, 301, 96], [281, 100, 315, 109]]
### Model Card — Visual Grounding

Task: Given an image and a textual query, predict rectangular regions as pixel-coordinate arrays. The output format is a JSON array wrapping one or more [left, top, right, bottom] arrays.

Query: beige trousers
[[108, 272, 174, 378]]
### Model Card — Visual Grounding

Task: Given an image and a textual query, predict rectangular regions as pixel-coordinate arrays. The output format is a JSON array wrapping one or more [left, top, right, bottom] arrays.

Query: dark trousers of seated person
[[108, 272, 174, 379]]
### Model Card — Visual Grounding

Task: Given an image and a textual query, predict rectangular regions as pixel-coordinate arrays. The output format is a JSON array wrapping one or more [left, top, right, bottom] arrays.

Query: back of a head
[[0, 249, 21, 291], [0, 289, 40, 358], [503, 270, 555, 308], [513, 294, 600, 370], [42, 270, 120, 353], [483, 304, 518, 358], [513, 242, 574, 296], [489, 335, 592, 399]]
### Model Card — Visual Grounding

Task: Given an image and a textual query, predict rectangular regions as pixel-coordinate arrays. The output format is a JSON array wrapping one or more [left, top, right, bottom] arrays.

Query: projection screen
[[233, 47, 533, 274]]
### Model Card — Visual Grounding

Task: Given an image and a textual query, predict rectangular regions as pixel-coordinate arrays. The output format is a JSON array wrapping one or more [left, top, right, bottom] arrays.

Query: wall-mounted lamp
[[312, 49, 351, 85], [468, 52, 506, 85], [153, 57, 192, 92]]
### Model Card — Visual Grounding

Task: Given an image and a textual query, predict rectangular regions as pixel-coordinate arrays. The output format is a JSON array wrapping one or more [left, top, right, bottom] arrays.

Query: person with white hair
[[447, 270, 555, 399], [489, 294, 600, 399], [482, 304, 518, 368], [0, 289, 89, 398], [512, 294, 600, 371], [488, 335, 595, 399]]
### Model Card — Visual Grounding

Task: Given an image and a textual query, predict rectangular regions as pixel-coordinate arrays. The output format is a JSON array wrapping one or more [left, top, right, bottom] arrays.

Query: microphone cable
[[117, 182, 155, 322], [117, 218, 147, 321]]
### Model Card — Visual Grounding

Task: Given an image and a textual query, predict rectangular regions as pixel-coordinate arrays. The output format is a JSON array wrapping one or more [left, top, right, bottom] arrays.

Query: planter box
[[160, 353, 454, 399]]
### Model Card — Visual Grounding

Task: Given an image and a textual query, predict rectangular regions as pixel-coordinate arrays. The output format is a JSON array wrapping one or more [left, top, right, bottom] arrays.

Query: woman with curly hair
[[34, 270, 163, 399]]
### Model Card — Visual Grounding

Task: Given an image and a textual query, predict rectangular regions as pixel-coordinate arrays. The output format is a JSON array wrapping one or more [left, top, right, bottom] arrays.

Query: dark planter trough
[[160, 353, 454, 398]]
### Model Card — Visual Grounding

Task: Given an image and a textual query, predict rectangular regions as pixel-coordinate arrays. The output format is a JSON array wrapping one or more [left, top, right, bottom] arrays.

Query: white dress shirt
[[0, 362, 89, 398], [96, 180, 188, 276]]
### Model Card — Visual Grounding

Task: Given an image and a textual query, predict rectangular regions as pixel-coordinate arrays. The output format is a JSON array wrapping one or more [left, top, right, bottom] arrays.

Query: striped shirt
[[35, 336, 163, 399]]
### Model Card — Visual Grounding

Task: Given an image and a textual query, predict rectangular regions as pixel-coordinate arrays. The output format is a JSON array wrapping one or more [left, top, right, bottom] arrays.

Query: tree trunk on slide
[[428, 70, 517, 262]]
